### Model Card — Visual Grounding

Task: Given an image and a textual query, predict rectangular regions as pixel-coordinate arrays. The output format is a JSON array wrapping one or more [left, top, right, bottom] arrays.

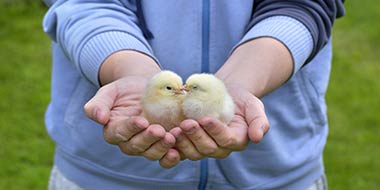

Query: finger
[[159, 149, 181, 169], [142, 133, 176, 160], [103, 116, 149, 144], [84, 84, 117, 125], [228, 116, 250, 150], [121, 124, 166, 154], [248, 117, 270, 143], [198, 117, 235, 148], [122, 116, 150, 140], [245, 98, 270, 143], [178, 151, 187, 161], [180, 120, 218, 156], [170, 127, 203, 161]]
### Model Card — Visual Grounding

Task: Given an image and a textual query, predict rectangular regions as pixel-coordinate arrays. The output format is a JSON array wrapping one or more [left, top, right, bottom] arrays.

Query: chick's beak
[[175, 86, 186, 95], [183, 85, 190, 92]]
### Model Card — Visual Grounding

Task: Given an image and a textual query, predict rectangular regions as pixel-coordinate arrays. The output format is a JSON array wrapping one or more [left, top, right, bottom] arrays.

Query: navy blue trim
[[201, 0, 210, 73], [198, 159, 209, 190], [247, 0, 345, 63]]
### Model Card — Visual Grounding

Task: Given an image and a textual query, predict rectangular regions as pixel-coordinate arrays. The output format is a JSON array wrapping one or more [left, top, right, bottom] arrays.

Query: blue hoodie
[[43, 0, 344, 189]]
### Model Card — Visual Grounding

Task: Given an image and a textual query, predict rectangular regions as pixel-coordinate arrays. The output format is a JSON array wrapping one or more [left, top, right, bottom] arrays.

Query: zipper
[[198, 0, 210, 190], [198, 159, 209, 190], [201, 0, 210, 73]]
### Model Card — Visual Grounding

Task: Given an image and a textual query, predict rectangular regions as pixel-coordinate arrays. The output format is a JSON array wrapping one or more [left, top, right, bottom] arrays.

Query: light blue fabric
[[239, 16, 313, 76], [43, 1, 331, 189], [48, 165, 327, 190]]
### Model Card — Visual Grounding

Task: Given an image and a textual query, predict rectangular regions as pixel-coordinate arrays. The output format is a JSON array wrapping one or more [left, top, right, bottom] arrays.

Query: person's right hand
[[84, 76, 181, 168]]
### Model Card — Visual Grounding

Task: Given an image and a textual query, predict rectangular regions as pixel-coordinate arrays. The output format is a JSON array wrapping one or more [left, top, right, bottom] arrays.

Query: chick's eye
[[166, 86, 172, 90], [192, 86, 198, 90]]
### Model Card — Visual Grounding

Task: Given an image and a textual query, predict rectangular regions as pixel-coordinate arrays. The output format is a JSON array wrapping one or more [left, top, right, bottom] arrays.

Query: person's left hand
[[169, 84, 270, 160]]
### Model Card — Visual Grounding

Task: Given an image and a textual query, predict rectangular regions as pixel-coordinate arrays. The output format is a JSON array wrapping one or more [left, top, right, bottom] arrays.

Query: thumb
[[84, 84, 117, 125], [244, 97, 270, 143], [247, 118, 269, 143]]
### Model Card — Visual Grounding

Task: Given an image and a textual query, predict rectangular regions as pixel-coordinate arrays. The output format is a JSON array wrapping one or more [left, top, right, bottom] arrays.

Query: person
[[43, 0, 345, 189]]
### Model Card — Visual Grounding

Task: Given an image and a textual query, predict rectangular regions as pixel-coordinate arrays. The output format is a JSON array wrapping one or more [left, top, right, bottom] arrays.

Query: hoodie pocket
[[297, 60, 331, 126]]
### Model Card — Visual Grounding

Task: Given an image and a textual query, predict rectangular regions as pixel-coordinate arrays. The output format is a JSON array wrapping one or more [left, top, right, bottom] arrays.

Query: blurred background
[[0, 0, 379, 189]]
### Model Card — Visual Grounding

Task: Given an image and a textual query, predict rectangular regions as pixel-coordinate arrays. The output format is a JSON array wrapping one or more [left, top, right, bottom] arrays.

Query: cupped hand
[[171, 84, 270, 160], [84, 76, 180, 168]]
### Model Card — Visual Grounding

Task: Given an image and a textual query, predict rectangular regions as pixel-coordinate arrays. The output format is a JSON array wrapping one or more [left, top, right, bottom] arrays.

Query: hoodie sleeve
[[43, 0, 157, 87], [238, 0, 345, 75]]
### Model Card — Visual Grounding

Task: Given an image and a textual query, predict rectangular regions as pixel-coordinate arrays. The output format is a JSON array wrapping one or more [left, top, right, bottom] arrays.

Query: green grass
[[0, 1, 379, 189], [0, 2, 54, 190], [324, 1, 380, 189]]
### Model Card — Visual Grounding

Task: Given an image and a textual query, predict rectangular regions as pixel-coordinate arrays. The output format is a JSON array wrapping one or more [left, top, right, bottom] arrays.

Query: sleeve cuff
[[79, 31, 158, 87], [239, 16, 313, 76]]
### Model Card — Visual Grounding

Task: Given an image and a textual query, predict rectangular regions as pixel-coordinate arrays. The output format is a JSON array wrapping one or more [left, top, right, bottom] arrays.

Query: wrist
[[216, 37, 293, 97], [99, 50, 161, 86]]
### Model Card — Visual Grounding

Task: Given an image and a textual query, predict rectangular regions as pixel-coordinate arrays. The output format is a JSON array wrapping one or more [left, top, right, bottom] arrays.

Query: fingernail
[[176, 133, 184, 141], [168, 156, 177, 162], [93, 108, 98, 120], [202, 124, 212, 130], [261, 125, 268, 135], [167, 150, 179, 161], [184, 126, 196, 135]]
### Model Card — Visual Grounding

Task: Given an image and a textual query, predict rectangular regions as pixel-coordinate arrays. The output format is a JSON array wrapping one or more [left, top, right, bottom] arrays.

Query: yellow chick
[[182, 73, 235, 125], [141, 70, 186, 131]]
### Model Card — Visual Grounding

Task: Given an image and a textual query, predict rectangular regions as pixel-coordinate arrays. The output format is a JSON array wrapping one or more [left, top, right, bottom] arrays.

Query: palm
[[107, 76, 148, 120], [225, 113, 249, 150], [90, 76, 151, 144]]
